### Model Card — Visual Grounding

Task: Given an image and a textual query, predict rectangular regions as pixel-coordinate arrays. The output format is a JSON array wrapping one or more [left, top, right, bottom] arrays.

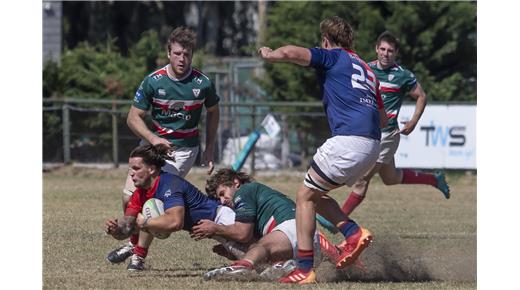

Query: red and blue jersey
[[309, 48, 383, 140], [125, 172, 219, 231]]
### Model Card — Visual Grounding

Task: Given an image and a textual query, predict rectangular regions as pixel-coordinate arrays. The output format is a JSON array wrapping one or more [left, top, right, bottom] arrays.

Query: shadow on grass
[[127, 266, 212, 278]]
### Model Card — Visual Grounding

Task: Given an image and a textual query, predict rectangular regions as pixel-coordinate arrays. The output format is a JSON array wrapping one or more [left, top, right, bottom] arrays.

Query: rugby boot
[[259, 259, 297, 281], [106, 242, 134, 264], [336, 227, 373, 269], [317, 231, 341, 264], [434, 171, 450, 199], [279, 268, 317, 284], [203, 264, 256, 281], [127, 254, 145, 271]]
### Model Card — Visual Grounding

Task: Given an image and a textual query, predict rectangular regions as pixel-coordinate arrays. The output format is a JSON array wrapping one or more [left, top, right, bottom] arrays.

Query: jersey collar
[[166, 64, 192, 81]]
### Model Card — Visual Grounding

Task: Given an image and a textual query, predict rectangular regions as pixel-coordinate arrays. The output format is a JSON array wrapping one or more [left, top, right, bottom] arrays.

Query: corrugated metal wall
[[42, 1, 62, 63]]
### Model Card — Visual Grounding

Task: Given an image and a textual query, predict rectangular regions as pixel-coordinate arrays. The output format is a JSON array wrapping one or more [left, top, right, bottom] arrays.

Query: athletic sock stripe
[[310, 160, 341, 186], [305, 175, 328, 192]]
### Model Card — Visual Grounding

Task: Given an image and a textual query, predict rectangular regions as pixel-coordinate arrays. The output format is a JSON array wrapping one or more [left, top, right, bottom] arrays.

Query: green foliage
[[262, 1, 476, 104], [43, 30, 165, 162], [259, 2, 476, 152]]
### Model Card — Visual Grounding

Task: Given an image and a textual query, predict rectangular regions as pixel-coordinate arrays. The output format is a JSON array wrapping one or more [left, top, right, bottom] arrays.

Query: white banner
[[395, 104, 476, 169]]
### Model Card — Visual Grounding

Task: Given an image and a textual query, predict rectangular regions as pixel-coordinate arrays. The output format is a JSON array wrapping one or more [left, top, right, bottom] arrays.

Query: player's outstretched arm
[[258, 45, 311, 66]]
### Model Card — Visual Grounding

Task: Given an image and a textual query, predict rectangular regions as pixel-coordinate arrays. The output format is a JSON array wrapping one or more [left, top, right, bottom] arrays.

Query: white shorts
[[377, 128, 400, 164], [212, 206, 241, 252], [123, 145, 199, 196], [272, 219, 320, 258], [214, 205, 236, 226], [306, 135, 380, 191]]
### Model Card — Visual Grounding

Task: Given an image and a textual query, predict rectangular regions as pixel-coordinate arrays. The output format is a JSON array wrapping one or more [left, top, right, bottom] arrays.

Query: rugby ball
[[142, 198, 171, 239]]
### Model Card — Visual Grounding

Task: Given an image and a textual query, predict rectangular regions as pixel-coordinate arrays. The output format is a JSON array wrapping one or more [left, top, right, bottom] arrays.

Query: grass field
[[43, 166, 476, 289]]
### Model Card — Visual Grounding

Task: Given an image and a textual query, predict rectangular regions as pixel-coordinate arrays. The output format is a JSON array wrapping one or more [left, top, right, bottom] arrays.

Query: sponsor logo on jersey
[[195, 78, 203, 85], [134, 90, 144, 102], [172, 102, 184, 111], [164, 189, 172, 198], [152, 74, 163, 81], [388, 74, 395, 81], [158, 89, 166, 96], [192, 89, 201, 97]]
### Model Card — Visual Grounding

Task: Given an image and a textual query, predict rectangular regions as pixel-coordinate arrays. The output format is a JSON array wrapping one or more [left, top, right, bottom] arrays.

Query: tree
[[259, 1, 476, 155]]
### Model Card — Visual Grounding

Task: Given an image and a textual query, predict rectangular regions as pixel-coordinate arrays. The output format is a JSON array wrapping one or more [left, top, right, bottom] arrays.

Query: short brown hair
[[129, 144, 175, 169], [376, 31, 400, 51], [320, 16, 354, 50], [205, 168, 254, 198], [167, 26, 197, 53]]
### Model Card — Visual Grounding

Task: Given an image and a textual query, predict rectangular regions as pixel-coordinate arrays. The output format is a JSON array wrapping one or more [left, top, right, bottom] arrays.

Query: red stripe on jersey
[[152, 101, 171, 111], [184, 103, 203, 111], [375, 80, 384, 110], [265, 219, 277, 234], [151, 67, 167, 77], [124, 177, 161, 216], [165, 130, 199, 138], [387, 113, 397, 119], [381, 87, 400, 93]]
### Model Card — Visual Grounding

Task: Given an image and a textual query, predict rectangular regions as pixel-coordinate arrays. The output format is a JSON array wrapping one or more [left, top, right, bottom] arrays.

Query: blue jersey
[[153, 172, 219, 231], [309, 48, 381, 140]]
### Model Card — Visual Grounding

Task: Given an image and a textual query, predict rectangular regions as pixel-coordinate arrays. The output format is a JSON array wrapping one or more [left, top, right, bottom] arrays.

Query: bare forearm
[[111, 216, 136, 240], [143, 215, 183, 233], [205, 108, 219, 149], [259, 45, 311, 66], [127, 109, 156, 143], [214, 224, 252, 243], [411, 95, 427, 123]]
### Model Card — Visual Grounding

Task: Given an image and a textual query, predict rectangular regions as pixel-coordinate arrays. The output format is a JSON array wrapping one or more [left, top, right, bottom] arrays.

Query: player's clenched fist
[[258, 46, 273, 59]]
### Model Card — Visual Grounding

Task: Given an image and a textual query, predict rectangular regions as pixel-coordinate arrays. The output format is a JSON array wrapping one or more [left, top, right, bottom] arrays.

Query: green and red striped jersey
[[133, 65, 219, 147], [368, 61, 417, 132]]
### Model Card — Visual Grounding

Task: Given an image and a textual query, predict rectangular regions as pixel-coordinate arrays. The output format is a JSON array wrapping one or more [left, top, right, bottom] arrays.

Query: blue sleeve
[[159, 180, 186, 210], [309, 47, 339, 70]]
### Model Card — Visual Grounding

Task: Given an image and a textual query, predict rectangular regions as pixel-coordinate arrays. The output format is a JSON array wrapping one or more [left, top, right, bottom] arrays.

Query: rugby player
[[258, 16, 387, 283], [105, 144, 241, 271], [190, 169, 341, 281], [110, 26, 221, 264], [341, 31, 450, 218]]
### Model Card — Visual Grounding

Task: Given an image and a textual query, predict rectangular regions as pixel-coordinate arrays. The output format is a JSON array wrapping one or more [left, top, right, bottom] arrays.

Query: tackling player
[[258, 16, 387, 284], [341, 31, 450, 218], [110, 26, 221, 264], [190, 168, 341, 281], [105, 144, 241, 271]]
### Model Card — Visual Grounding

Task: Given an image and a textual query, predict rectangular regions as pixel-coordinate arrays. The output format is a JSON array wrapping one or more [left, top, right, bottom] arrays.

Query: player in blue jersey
[[105, 144, 241, 271], [112, 26, 221, 264], [340, 31, 450, 218], [258, 16, 387, 284]]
